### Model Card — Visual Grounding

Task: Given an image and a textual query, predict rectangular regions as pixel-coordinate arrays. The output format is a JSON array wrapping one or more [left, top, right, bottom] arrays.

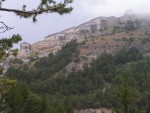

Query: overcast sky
[[1, 0, 150, 47]]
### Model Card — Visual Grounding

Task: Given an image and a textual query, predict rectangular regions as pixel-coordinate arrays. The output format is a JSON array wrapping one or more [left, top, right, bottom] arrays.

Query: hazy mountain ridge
[[7, 13, 150, 75]]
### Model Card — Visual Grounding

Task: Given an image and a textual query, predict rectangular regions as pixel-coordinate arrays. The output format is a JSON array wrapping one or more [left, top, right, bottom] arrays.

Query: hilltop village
[[17, 16, 114, 59], [16, 11, 150, 63]]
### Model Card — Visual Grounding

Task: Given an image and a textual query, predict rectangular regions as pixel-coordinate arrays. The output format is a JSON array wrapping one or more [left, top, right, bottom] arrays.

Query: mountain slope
[[4, 14, 150, 113]]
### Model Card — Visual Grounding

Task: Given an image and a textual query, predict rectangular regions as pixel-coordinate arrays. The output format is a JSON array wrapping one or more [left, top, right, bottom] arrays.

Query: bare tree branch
[[0, 22, 13, 33]]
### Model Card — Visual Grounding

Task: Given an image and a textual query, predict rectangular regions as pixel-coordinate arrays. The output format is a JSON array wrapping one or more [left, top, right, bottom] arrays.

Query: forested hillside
[[4, 39, 150, 113], [2, 0, 150, 113]]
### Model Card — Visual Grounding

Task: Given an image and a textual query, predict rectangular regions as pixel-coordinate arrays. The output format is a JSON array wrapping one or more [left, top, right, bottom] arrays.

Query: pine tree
[[0, 78, 16, 113], [112, 69, 144, 113]]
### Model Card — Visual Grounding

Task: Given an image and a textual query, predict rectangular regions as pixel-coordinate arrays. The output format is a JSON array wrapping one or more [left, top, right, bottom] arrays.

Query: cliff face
[[74, 108, 112, 113]]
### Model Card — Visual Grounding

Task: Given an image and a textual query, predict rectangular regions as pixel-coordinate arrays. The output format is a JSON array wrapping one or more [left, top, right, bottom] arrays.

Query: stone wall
[[18, 17, 111, 58]]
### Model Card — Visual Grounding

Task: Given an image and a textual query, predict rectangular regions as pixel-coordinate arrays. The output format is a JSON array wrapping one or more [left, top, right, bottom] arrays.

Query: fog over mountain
[[1, 0, 150, 46]]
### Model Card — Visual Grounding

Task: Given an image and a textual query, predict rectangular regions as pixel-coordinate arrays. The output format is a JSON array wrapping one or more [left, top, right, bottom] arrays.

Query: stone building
[[18, 42, 31, 58]]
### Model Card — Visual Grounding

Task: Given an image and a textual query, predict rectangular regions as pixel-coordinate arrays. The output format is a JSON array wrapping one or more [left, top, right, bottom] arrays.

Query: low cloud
[[74, 0, 150, 17]]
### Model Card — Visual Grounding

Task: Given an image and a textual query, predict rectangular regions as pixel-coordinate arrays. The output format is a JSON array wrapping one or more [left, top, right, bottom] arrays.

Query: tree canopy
[[6, 47, 150, 112]]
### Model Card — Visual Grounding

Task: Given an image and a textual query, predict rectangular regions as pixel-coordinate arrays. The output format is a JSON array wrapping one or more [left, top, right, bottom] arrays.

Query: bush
[[12, 58, 23, 64]]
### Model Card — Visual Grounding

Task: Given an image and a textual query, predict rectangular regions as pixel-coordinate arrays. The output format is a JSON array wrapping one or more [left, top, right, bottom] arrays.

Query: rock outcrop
[[74, 108, 112, 113]]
